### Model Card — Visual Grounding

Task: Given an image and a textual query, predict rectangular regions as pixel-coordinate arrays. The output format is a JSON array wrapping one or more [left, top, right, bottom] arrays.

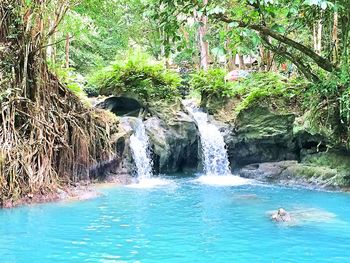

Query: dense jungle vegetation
[[0, 0, 349, 204]]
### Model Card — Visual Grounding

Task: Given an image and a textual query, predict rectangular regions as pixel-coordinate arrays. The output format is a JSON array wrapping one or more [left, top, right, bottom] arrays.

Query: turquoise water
[[1, 176, 350, 262]]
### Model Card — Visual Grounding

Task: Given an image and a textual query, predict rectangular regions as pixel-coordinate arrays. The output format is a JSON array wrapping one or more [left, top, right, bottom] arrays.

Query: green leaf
[[211, 47, 225, 57], [271, 24, 286, 33], [228, 22, 239, 28], [207, 6, 225, 15]]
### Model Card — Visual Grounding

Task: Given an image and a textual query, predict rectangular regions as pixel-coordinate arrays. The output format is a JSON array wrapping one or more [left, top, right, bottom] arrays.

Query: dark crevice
[[97, 96, 144, 117]]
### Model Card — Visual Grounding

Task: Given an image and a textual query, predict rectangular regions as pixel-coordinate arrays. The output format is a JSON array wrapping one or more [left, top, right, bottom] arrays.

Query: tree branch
[[261, 35, 320, 82], [215, 14, 335, 73]]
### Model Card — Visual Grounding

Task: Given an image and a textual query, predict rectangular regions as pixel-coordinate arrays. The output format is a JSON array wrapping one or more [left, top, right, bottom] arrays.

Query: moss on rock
[[235, 106, 295, 141]]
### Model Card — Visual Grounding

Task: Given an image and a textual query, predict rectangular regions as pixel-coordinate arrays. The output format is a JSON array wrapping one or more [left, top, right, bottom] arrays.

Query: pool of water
[[1, 175, 350, 262]]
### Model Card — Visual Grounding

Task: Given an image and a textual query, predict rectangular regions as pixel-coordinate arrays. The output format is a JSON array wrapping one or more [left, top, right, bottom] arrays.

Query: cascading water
[[184, 101, 231, 176], [121, 117, 153, 180]]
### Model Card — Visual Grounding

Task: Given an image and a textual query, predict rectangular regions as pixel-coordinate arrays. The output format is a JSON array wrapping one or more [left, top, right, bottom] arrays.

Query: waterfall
[[184, 101, 231, 176], [121, 117, 153, 180]]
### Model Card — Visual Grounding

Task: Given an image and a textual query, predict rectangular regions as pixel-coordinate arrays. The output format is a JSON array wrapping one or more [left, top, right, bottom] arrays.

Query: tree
[[52, 0, 163, 73], [195, 0, 210, 70], [152, 0, 350, 82], [0, 0, 112, 204]]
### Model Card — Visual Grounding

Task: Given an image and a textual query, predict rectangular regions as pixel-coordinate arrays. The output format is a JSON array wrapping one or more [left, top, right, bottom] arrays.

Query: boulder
[[89, 128, 135, 182], [237, 161, 298, 182], [226, 106, 297, 167], [285, 151, 350, 189], [94, 98, 200, 176], [145, 112, 199, 174], [237, 151, 350, 190], [293, 112, 331, 156]]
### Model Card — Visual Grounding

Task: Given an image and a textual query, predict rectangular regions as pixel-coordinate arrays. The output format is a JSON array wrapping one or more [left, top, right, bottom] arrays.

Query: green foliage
[[49, 65, 85, 97], [230, 72, 306, 113], [52, 0, 162, 74], [56, 8, 127, 73], [304, 74, 350, 145], [154, 0, 350, 80], [190, 68, 234, 98], [340, 86, 350, 123], [303, 152, 350, 172], [90, 52, 181, 102], [191, 69, 307, 114]]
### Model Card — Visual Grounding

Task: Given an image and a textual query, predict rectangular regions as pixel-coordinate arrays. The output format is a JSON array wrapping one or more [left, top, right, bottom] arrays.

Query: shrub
[[49, 64, 86, 97], [189, 68, 234, 98], [304, 74, 350, 146], [89, 52, 181, 102], [190, 69, 306, 114], [231, 72, 306, 112]]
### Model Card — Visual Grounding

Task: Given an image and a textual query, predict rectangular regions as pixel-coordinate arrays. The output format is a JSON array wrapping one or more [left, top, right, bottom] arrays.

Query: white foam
[[127, 178, 174, 189], [120, 117, 153, 180], [290, 208, 337, 223], [194, 175, 253, 186], [184, 101, 231, 176]]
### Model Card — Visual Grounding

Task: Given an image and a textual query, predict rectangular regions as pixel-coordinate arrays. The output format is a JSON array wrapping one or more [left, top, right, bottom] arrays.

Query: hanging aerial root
[[0, 78, 114, 206]]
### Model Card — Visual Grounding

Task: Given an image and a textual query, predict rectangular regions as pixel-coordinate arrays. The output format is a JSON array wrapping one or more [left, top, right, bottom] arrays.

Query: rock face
[[93, 93, 350, 190], [217, 104, 350, 190], [89, 128, 135, 183], [237, 151, 350, 190], [226, 106, 297, 167], [145, 112, 199, 174], [95, 97, 200, 175]]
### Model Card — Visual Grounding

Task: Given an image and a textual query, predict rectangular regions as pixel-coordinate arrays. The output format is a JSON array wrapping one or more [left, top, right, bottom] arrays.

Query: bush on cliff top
[[231, 72, 307, 113], [190, 69, 307, 115], [189, 68, 234, 98], [89, 52, 181, 102]]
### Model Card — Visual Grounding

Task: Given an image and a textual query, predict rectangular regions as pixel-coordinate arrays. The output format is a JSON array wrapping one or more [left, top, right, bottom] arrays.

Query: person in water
[[271, 208, 292, 222]]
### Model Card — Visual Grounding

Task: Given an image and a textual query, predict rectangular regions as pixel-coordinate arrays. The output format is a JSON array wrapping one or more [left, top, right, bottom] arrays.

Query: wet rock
[[293, 112, 330, 155], [237, 154, 350, 190], [144, 112, 199, 173], [237, 161, 298, 182], [225, 106, 297, 167]]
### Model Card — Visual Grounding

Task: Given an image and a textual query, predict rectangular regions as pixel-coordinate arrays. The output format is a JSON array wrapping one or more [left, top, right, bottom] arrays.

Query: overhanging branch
[[261, 35, 320, 82], [215, 14, 336, 73]]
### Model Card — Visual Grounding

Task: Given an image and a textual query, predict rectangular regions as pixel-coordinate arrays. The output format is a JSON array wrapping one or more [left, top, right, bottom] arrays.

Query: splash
[[128, 178, 174, 189], [184, 101, 231, 176], [194, 175, 253, 186], [121, 117, 153, 180]]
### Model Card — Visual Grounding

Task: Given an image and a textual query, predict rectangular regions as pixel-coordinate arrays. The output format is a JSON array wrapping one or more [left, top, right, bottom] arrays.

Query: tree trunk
[[227, 52, 236, 71], [314, 19, 323, 54], [261, 37, 273, 71], [196, 0, 209, 70], [65, 33, 70, 68], [313, 23, 317, 52], [332, 11, 339, 63], [317, 20, 323, 54], [225, 35, 235, 70], [238, 55, 245, 69], [47, 19, 55, 62], [259, 45, 266, 70], [0, 0, 113, 204]]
